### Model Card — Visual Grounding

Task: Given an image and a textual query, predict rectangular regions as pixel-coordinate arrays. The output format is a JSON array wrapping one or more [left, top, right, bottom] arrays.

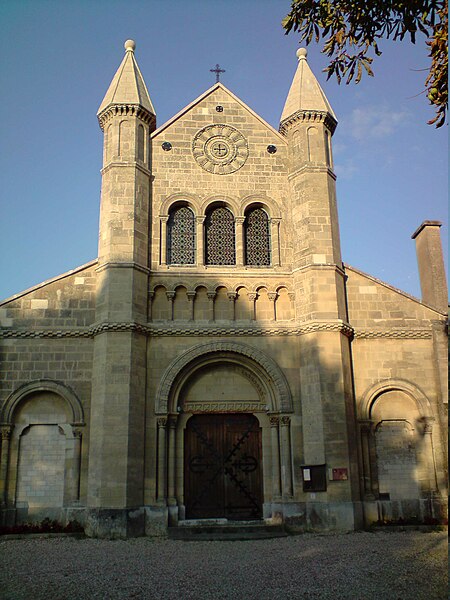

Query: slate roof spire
[[280, 48, 337, 134], [97, 40, 156, 129]]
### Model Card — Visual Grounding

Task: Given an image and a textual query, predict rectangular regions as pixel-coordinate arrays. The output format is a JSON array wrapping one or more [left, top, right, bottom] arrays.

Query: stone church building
[[0, 40, 447, 538]]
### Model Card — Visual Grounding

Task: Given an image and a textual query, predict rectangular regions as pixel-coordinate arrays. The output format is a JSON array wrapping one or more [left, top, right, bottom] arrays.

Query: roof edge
[[344, 263, 448, 316], [152, 82, 287, 143], [0, 259, 98, 305]]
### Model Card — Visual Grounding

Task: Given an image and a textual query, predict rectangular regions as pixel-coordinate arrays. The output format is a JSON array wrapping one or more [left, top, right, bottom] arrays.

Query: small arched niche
[[370, 390, 422, 501]]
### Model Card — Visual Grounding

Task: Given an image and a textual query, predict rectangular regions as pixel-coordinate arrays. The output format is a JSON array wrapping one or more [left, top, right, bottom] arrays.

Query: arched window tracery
[[167, 206, 195, 265], [244, 207, 271, 266], [205, 206, 236, 265]]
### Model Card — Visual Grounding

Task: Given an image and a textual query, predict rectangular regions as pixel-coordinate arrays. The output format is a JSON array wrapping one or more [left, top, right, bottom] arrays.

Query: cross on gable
[[210, 63, 225, 83]]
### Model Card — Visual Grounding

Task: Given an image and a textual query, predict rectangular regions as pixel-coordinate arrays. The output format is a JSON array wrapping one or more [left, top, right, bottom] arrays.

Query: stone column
[[270, 218, 281, 266], [268, 292, 278, 321], [227, 292, 237, 321], [359, 420, 375, 498], [235, 216, 245, 266], [7, 424, 27, 507], [157, 418, 168, 503], [422, 417, 438, 492], [160, 216, 168, 265], [196, 216, 205, 266], [247, 293, 257, 321], [269, 417, 281, 499], [0, 426, 13, 506], [167, 417, 177, 505], [67, 426, 83, 503], [207, 292, 216, 322], [280, 416, 293, 497], [187, 292, 196, 321], [148, 291, 154, 321], [166, 291, 175, 321]]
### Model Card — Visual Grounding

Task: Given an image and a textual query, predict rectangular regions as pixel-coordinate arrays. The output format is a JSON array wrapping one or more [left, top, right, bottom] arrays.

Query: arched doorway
[[155, 341, 294, 524], [184, 413, 263, 520]]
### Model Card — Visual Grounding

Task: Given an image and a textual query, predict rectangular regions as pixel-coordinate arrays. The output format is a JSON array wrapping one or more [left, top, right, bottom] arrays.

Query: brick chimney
[[411, 221, 448, 312]]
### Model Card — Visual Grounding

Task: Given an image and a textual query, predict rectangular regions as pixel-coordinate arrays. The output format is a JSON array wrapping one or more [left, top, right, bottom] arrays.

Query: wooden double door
[[184, 413, 263, 520]]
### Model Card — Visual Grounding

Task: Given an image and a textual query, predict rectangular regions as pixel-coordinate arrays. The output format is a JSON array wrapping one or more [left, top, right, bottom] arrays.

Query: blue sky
[[0, 0, 447, 301]]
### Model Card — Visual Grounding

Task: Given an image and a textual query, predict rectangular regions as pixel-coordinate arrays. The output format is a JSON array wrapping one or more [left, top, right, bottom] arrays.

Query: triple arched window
[[165, 203, 274, 267]]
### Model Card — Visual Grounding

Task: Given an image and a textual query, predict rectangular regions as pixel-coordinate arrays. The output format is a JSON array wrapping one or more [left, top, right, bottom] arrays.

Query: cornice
[[353, 329, 433, 339], [101, 162, 151, 177], [292, 263, 345, 277], [0, 320, 354, 339], [288, 165, 336, 181], [279, 110, 337, 136], [95, 261, 150, 275], [97, 104, 156, 131]]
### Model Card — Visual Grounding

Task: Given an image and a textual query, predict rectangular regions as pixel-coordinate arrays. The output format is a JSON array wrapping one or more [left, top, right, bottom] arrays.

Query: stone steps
[[168, 520, 288, 541]]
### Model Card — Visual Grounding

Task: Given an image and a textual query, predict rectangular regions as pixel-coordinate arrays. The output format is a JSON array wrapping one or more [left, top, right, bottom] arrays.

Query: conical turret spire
[[280, 48, 337, 133], [97, 40, 155, 129]]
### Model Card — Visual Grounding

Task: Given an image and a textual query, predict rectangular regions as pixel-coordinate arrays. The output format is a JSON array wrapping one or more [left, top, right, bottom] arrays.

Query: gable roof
[[152, 82, 286, 143]]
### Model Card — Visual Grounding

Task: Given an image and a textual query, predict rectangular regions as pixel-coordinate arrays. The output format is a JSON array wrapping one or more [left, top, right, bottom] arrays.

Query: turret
[[281, 50, 359, 509], [87, 40, 155, 536], [95, 39, 156, 322], [281, 48, 345, 323]]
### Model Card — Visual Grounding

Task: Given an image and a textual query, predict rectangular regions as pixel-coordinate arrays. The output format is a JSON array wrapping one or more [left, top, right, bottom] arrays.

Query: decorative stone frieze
[[279, 109, 337, 136], [98, 104, 155, 131], [183, 402, 264, 413]]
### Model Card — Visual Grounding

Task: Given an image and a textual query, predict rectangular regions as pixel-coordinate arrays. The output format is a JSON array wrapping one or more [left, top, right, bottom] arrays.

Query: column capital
[[280, 415, 291, 427], [247, 293, 258, 301], [358, 419, 374, 434], [196, 215, 206, 224], [160, 215, 169, 223], [207, 292, 216, 301], [227, 292, 237, 301], [166, 291, 176, 301], [168, 416, 178, 429], [269, 416, 280, 427], [157, 417, 168, 429], [419, 416, 435, 434], [235, 216, 245, 225], [186, 292, 196, 300], [267, 292, 278, 301], [0, 425, 13, 441]]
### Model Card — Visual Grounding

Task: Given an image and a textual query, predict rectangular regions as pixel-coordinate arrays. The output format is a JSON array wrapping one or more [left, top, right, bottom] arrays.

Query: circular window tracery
[[192, 124, 249, 175]]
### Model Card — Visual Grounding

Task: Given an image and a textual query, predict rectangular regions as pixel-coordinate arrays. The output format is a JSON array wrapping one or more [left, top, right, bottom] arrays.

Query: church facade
[[0, 41, 447, 538]]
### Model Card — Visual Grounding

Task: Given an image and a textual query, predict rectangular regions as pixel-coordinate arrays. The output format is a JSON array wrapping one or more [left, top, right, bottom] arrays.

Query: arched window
[[167, 206, 195, 265], [244, 207, 270, 266], [205, 206, 235, 265]]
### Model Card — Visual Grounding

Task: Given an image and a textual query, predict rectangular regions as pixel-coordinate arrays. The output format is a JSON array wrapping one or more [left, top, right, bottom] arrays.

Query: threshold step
[[168, 522, 287, 541]]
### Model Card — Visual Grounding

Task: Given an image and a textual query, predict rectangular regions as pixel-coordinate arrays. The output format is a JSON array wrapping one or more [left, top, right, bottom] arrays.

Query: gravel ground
[[0, 530, 447, 600]]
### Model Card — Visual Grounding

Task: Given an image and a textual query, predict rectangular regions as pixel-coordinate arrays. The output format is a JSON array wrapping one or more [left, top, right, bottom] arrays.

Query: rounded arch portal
[[155, 341, 292, 415]]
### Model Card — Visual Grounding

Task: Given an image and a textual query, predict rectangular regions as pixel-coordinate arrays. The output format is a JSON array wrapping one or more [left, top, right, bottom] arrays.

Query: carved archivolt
[[359, 379, 432, 421], [155, 340, 293, 415], [1, 379, 85, 425]]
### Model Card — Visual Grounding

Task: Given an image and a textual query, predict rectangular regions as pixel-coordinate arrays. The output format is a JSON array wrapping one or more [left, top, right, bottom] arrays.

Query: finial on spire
[[124, 39, 136, 52], [296, 47, 307, 61]]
